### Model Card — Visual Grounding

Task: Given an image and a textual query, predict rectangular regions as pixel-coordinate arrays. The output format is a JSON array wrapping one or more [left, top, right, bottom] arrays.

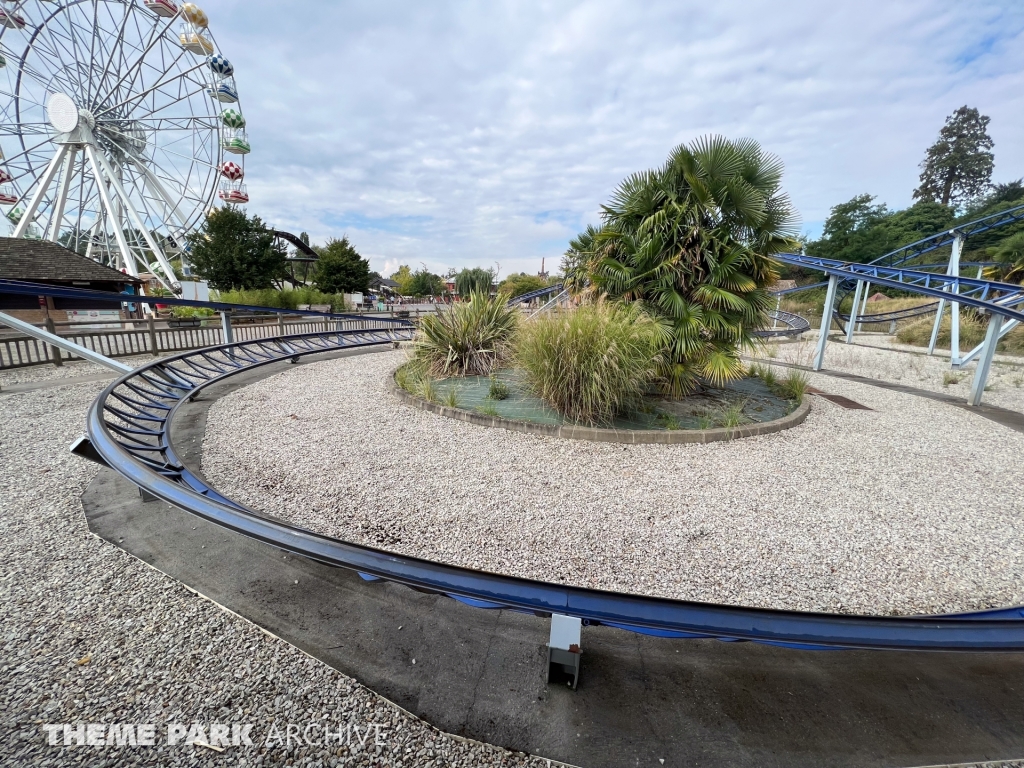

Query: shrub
[[777, 371, 807, 402], [515, 302, 667, 425], [414, 291, 517, 377], [488, 375, 509, 400]]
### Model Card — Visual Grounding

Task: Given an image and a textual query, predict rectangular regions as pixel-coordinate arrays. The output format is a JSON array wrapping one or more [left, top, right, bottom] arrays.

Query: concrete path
[[80, 361, 1024, 768]]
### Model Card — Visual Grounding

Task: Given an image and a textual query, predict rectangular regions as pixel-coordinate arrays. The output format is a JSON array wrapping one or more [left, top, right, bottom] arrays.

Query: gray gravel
[[0, 375, 560, 766], [203, 350, 1024, 617]]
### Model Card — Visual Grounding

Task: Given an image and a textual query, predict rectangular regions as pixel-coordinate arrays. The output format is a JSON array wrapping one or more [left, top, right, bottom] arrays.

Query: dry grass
[[897, 315, 1024, 356]]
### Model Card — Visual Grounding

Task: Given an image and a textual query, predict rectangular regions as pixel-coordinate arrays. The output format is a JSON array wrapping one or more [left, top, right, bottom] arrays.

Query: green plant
[[414, 291, 517, 377], [515, 302, 667, 425], [488, 375, 509, 400], [563, 135, 799, 396], [696, 411, 715, 430], [776, 371, 808, 403], [477, 403, 500, 417], [418, 376, 438, 403], [395, 359, 430, 395], [187, 207, 286, 290], [718, 400, 750, 429], [942, 371, 963, 387], [658, 412, 682, 430], [442, 388, 461, 408], [749, 363, 778, 389]]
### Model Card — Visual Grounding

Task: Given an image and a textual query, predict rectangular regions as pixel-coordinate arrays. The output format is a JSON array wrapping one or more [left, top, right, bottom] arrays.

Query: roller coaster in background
[[776, 203, 1024, 379]]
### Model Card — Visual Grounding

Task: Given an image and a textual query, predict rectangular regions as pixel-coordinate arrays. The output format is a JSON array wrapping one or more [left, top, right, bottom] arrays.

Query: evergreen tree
[[913, 106, 994, 209], [186, 207, 285, 290], [312, 236, 370, 294]]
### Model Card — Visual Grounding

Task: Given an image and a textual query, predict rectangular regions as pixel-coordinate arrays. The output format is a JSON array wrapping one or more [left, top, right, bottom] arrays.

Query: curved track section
[[81, 332, 1024, 651], [752, 309, 811, 337], [773, 256, 1024, 324], [507, 283, 564, 306]]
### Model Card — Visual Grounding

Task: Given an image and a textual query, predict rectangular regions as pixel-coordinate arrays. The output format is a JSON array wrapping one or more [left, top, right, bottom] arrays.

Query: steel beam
[[45, 146, 77, 242], [845, 280, 864, 343], [968, 312, 1003, 407], [958, 318, 1019, 368], [12, 145, 69, 238], [814, 275, 838, 371], [0, 311, 132, 374]]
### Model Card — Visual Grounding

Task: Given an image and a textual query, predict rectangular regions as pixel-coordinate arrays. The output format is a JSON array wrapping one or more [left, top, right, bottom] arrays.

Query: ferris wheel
[[0, 0, 252, 292]]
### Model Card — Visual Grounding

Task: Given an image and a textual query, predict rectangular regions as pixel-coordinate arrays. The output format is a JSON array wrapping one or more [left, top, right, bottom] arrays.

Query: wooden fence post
[[148, 315, 158, 356], [43, 317, 62, 366]]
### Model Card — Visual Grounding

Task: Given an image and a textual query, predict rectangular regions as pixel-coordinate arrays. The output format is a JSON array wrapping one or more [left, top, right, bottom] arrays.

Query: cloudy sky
[[208, 0, 1024, 278]]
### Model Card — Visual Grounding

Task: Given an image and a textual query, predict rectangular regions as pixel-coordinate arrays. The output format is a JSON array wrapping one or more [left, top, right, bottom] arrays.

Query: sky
[[206, 0, 1024, 279]]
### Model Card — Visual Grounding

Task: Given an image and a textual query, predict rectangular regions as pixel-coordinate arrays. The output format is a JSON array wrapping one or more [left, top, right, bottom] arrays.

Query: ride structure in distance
[[0, 0, 254, 293]]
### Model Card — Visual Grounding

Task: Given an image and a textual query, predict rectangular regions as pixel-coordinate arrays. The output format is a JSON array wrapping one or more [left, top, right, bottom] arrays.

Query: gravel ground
[[764, 336, 1024, 413], [0, 354, 160, 388], [203, 350, 1024, 617], [0, 374, 559, 767]]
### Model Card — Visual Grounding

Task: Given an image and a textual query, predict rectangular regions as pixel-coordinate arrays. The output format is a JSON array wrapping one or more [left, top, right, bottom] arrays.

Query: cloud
[[206, 0, 1024, 274]]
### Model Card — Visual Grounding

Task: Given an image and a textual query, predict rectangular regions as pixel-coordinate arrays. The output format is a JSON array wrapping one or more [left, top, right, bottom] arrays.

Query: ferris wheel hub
[[46, 92, 79, 133], [77, 109, 96, 130]]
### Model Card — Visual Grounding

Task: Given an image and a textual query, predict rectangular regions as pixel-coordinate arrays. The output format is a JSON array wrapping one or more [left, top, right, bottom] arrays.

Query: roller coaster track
[[68, 316, 1024, 652], [752, 309, 810, 337], [507, 283, 564, 306]]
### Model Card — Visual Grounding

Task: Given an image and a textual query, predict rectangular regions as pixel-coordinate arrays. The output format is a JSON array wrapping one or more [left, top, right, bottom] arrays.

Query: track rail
[[507, 283, 564, 306], [80, 329, 1024, 652], [752, 309, 811, 337]]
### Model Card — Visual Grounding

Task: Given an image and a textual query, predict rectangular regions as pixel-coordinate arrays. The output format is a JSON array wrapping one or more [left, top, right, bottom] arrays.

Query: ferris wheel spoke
[[93, 9, 182, 111], [93, 60, 206, 119], [0, 135, 60, 170]]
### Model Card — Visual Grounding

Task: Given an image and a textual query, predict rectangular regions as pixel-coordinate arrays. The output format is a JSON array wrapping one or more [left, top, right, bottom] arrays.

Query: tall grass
[[515, 303, 666, 425], [414, 291, 517, 377], [897, 314, 1024, 356]]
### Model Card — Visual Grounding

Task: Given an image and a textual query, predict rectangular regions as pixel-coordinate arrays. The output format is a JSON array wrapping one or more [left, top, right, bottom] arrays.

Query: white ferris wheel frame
[[0, 0, 241, 292]]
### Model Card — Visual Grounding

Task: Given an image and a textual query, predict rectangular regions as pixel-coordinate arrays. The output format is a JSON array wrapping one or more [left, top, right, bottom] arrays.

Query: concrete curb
[[389, 372, 811, 444]]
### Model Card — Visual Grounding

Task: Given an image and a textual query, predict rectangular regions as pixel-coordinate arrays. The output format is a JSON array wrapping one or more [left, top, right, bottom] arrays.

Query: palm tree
[[563, 136, 799, 395]]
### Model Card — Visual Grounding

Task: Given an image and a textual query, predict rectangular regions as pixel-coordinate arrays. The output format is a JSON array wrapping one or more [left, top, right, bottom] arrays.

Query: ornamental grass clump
[[414, 291, 517, 377], [515, 303, 667, 425]]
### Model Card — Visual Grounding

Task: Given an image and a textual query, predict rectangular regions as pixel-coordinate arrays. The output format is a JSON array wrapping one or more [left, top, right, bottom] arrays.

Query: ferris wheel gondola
[[0, 0, 254, 292]]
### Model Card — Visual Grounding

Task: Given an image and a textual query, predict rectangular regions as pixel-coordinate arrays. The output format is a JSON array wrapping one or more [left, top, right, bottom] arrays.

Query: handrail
[[79, 328, 1024, 652]]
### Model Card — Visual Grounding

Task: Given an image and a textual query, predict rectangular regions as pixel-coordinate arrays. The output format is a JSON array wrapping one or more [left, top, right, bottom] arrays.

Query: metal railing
[[0, 314, 402, 370]]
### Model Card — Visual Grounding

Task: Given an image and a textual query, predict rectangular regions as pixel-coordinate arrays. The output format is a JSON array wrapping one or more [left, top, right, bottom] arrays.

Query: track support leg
[[845, 280, 864, 344], [968, 313, 1002, 407], [813, 275, 838, 371], [547, 614, 582, 690]]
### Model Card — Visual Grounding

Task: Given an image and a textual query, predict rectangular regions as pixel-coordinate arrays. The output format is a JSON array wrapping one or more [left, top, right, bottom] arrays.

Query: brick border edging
[[388, 373, 811, 444]]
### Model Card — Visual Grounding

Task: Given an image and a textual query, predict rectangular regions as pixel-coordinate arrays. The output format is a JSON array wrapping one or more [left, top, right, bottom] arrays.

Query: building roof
[[0, 237, 140, 284], [370, 275, 399, 288]]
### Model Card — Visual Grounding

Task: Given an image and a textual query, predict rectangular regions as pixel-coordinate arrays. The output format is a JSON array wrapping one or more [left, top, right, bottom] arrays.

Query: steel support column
[[845, 280, 864, 343], [814, 275, 839, 371], [968, 312, 1003, 407], [220, 311, 233, 345], [12, 145, 69, 238], [45, 147, 78, 242]]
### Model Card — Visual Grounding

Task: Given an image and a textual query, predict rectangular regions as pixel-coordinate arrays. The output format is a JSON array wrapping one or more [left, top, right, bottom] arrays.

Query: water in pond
[[430, 369, 796, 430]]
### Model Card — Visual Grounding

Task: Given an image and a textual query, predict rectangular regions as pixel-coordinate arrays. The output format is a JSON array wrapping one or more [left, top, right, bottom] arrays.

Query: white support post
[[968, 313, 1003, 407], [814, 275, 839, 371], [772, 295, 780, 330], [0, 311, 132, 374], [87, 147, 141, 282], [948, 235, 964, 366], [13, 145, 69, 238], [90, 147, 178, 289], [959, 318, 1019, 367], [857, 281, 871, 332], [45, 147, 77, 242], [547, 614, 582, 690], [927, 298, 946, 356], [845, 280, 864, 344]]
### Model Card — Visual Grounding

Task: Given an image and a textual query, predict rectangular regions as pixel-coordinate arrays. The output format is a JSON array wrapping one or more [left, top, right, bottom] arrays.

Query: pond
[[430, 369, 797, 430]]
